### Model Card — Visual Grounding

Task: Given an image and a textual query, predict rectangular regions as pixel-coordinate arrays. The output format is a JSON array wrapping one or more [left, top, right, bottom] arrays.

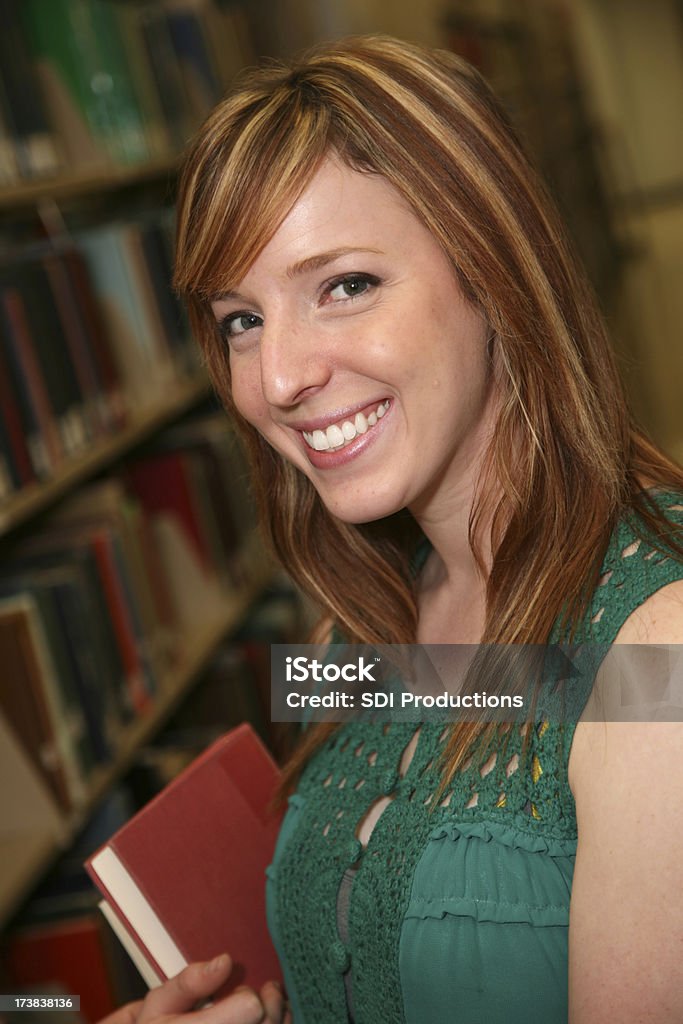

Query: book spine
[[18, 260, 89, 459], [140, 7, 194, 152], [0, 411, 19, 499], [62, 248, 128, 430], [90, 530, 153, 716], [0, 286, 63, 476], [0, 0, 62, 178], [18, 595, 88, 809], [19, 0, 111, 169], [77, 226, 164, 407], [87, 0, 150, 165], [42, 250, 106, 441], [0, 336, 37, 488], [50, 577, 114, 762], [165, 5, 222, 122], [0, 617, 74, 814]]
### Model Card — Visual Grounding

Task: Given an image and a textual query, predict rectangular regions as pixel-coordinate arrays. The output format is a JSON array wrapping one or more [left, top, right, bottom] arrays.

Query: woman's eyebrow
[[285, 246, 383, 279]]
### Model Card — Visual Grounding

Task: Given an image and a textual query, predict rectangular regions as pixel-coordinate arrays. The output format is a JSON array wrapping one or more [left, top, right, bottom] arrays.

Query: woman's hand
[[98, 954, 290, 1024]]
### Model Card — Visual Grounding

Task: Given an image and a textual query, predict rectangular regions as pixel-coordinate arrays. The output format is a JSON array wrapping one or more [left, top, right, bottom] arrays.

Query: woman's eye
[[220, 312, 263, 338], [326, 274, 379, 303]]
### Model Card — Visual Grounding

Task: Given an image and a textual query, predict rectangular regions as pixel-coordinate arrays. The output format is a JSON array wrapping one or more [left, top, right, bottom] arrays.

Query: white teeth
[[303, 401, 389, 452], [327, 424, 345, 449]]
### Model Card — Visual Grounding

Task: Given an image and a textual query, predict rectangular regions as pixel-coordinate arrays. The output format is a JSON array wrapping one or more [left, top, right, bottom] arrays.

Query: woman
[[127, 35, 683, 1024]]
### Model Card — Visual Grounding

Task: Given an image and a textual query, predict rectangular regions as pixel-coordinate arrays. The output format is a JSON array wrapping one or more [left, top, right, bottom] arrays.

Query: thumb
[[138, 954, 233, 1023]]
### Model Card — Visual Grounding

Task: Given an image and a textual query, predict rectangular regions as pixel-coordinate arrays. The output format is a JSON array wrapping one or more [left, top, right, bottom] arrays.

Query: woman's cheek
[[230, 362, 267, 430]]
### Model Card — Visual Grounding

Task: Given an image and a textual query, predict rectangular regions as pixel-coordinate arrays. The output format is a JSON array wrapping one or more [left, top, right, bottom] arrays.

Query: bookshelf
[[0, 538, 273, 928], [0, 375, 211, 535], [0, 157, 179, 213], [0, 376, 210, 536], [0, 5, 283, 998]]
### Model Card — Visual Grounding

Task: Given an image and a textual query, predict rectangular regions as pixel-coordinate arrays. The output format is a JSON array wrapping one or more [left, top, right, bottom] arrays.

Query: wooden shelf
[[0, 545, 273, 927], [0, 156, 179, 211], [0, 375, 212, 538]]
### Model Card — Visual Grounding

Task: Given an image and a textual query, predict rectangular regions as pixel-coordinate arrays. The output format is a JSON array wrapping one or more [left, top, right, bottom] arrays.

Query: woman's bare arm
[[569, 580, 683, 1023]]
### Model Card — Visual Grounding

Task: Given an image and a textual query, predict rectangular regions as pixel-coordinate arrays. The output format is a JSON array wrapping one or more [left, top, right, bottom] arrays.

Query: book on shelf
[[0, 0, 251, 183], [0, 284, 63, 479], [49, 479, 178, 676], [126, 450, 216, 574], [85, 724, 284, 995], [0, 418, 260, 797], [76, 214, 197, 408], [77, 222, 173, 406], [149, 411, 258, 585], [0, 565, 114, 768], [0, 211, 198, 506], [14, 258, 89, 457], [0, 238, 131, 486], [0, 594, 88, 812], [19, 0, 149, 170], [27, 523, 158, 716], [165, 3, 223, 122], [0, 0, 63, 181], [0, 294, 40, 489]]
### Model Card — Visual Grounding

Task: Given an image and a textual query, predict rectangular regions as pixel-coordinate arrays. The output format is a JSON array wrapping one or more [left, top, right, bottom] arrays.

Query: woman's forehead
[[222, 158, 421, 286]]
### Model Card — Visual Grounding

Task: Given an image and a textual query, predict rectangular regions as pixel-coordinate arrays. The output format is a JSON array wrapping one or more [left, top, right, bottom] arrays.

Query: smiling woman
[[208, 156, 494, 524], [167, 34, 683, 1024]]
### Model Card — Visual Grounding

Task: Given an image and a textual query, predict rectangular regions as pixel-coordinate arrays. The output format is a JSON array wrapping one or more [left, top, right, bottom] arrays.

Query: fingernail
[[271, 981, 282, 992], [205, 953, 230, 973]]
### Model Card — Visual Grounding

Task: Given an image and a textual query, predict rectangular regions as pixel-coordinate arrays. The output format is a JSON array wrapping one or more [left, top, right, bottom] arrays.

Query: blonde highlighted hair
[[174, 36, 683, 779]]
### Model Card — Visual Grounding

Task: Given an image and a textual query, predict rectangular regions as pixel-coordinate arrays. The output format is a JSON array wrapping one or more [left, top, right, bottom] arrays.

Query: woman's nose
[[259, 318, 332, 407]]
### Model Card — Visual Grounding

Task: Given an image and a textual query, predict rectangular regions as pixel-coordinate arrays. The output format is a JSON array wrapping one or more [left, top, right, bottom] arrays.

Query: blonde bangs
[[175, 85, 332, 303]]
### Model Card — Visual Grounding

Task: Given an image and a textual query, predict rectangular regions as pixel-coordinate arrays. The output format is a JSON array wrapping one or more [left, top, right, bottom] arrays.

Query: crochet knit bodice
[[266, 496, 683, 1023]]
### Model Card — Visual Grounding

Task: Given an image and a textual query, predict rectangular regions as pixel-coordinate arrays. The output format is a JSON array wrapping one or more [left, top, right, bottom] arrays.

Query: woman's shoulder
[[583, 490, 683, 643]]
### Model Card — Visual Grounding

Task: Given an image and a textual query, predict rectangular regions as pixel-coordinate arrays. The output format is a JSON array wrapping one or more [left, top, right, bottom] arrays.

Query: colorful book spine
[[20, 0, 149, 168]]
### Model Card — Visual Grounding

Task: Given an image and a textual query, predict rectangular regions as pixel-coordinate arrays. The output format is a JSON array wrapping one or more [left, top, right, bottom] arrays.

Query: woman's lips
[[302, 400, 390, 452], [300, 400, 392, 469]]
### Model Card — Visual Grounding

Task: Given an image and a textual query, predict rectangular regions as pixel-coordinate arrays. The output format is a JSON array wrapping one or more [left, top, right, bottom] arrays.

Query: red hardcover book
[[87, 527, 154, 716], [126, 452, 213, 570], [85, 725, 284, 996], [0, 337, 35, 486]]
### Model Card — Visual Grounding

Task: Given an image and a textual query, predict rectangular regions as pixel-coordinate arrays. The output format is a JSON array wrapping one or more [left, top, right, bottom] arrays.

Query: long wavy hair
[[174, 35, 683, 783]]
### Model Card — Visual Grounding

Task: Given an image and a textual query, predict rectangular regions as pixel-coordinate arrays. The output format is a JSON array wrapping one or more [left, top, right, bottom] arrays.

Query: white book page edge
[[98, 900, 164, 990], [92, 847, 187, 978]]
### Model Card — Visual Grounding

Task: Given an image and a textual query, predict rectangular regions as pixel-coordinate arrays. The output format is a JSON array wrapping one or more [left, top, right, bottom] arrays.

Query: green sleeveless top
[[266, 496, 683, 1023]]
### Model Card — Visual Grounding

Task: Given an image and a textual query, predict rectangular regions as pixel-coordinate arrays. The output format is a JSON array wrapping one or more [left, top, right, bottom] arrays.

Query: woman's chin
[[315, 491, 405, 526]]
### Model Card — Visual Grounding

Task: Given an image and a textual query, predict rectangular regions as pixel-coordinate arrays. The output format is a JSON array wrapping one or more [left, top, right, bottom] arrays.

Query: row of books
[[1, 593, 304, 1022], [0, 410, 257, 818], [0, 210, 200, 499], [0, 0, 252, 184]]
